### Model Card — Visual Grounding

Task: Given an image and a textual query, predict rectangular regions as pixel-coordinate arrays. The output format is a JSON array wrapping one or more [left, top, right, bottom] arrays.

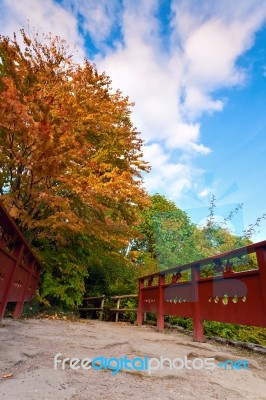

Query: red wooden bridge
[[137, 240, 266, 342], [0, 202, 42, 322]]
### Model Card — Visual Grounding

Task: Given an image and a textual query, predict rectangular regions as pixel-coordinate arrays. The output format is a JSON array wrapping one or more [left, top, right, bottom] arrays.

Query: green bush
[[166, 316, 266, 345]]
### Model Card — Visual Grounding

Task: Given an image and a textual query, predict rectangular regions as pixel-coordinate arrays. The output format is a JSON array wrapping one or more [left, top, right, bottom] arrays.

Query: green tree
[[131, 193, 254, 276], [130, 194, 200, 273]]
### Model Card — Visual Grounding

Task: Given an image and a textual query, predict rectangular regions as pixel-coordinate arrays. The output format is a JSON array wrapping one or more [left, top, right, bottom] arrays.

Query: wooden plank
[[110, 294, 138, 299], [110, 308, 138, 312], [83, 296, 105, 300]]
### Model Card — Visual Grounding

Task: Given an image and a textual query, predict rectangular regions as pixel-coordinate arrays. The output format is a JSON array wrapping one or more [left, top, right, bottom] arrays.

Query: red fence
[[137, 240, 266, 342], [0, 202, 42, 322]]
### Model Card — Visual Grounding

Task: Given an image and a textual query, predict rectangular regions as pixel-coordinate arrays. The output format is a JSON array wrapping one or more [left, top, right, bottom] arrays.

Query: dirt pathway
[[0, 318, 265, 399]]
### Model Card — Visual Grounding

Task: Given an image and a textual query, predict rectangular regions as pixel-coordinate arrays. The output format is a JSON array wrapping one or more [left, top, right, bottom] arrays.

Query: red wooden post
[[0, 203, 42, 322], [157, 274, 165, 331], [192, 264, 205, 342], [255, 246, 266, 312], [0, 243, 24, 322], [137, 278, 144, 326], [13, 258, 35, 319]]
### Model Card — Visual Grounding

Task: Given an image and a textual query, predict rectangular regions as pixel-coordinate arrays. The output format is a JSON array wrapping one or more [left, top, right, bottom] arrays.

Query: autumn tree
[[0, 29, 150, 306]]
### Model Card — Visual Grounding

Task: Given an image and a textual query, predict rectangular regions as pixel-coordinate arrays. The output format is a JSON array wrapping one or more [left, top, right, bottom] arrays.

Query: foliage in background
[[197, 195, 251, 255], [129, 194, 201, 275], [129, 193, 252, 277]]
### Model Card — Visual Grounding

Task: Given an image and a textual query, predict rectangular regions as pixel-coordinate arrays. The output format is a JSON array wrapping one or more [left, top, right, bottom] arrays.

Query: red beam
[[0, 202, 42, 322]]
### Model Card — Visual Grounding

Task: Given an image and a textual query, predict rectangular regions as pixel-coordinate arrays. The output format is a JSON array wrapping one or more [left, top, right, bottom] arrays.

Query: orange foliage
[[0, 29, 150, 245]]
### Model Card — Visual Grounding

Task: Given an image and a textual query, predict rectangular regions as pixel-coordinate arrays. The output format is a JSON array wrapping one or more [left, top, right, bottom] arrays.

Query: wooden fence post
[[192, 264, 205, 342], [157, 274, 165, 331], [137, 279, 144, 326], [115, 298, 120, 322], [99, 296, 105, 321], [0, 243, 24, 322], [78, 295, 105, 320]]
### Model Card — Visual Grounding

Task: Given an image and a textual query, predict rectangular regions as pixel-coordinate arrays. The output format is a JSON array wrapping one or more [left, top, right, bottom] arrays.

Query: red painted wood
[[0, 203, 42, 321], [137, 278, 144, 326], [138, 242, 266, 342], [157, 275, 165, 331]]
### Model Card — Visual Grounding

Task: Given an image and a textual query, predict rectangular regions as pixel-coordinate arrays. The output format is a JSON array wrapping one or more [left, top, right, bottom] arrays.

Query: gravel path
[[0, 318, 266, 400]]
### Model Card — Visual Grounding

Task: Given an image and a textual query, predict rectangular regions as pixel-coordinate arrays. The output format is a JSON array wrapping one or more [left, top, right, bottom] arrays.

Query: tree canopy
[[0, 29, 150, 305], [0, 29, 150, 241], [130, 194, 252, 277]]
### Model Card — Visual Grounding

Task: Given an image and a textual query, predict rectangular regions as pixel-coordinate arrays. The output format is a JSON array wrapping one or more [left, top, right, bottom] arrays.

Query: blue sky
[[1, 0, 266, 241]]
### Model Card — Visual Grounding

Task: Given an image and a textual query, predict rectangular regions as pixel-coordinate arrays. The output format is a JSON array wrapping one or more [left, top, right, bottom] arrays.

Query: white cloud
[[142, 143, 191, 198], [183, 19, 247, 88], [92, 0, 266, 198], [198, 188, 210, 198], [172, 0, 266, 117], [61, 0, 121, 47], [0, 0, 85, 62], [1, 0, 266, 201], [182, 87, 224, 119]]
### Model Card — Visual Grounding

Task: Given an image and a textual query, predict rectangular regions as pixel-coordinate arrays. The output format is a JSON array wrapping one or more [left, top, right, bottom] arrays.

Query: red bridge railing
[[137, 240, 266, 342], [0, 202, 42, 322]]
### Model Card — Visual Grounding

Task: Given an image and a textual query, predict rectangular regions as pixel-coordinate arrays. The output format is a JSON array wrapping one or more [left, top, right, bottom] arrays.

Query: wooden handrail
[[140, 239, 266, 279], [110, 294, 140, 323], [137, 240, 266, 342], [111, 294, 138, 299], [79, 294, 146, 323], [79, 295, 105, 321]]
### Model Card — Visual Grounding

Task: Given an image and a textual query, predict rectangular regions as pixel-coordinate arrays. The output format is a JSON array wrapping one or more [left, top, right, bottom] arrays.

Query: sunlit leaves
[[0, 29, 150, 245], [0, 28, 150, 306]]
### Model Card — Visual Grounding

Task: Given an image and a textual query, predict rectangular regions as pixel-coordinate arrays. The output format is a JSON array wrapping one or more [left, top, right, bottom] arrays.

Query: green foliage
[[134, 194, 179, 254], [153, 209, 200, 270], [195, 223, 250, 258], [132, 193, 257, 280], [165, 317, 266, 346], [203, 321, 266, 345], [21, 295, 40, 317], [166, 316, 193, 330], [130, 194, 200, 273], [83, 234, 138, 298], [36, 235, 90, 307], [122, 298, 138, 322]]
